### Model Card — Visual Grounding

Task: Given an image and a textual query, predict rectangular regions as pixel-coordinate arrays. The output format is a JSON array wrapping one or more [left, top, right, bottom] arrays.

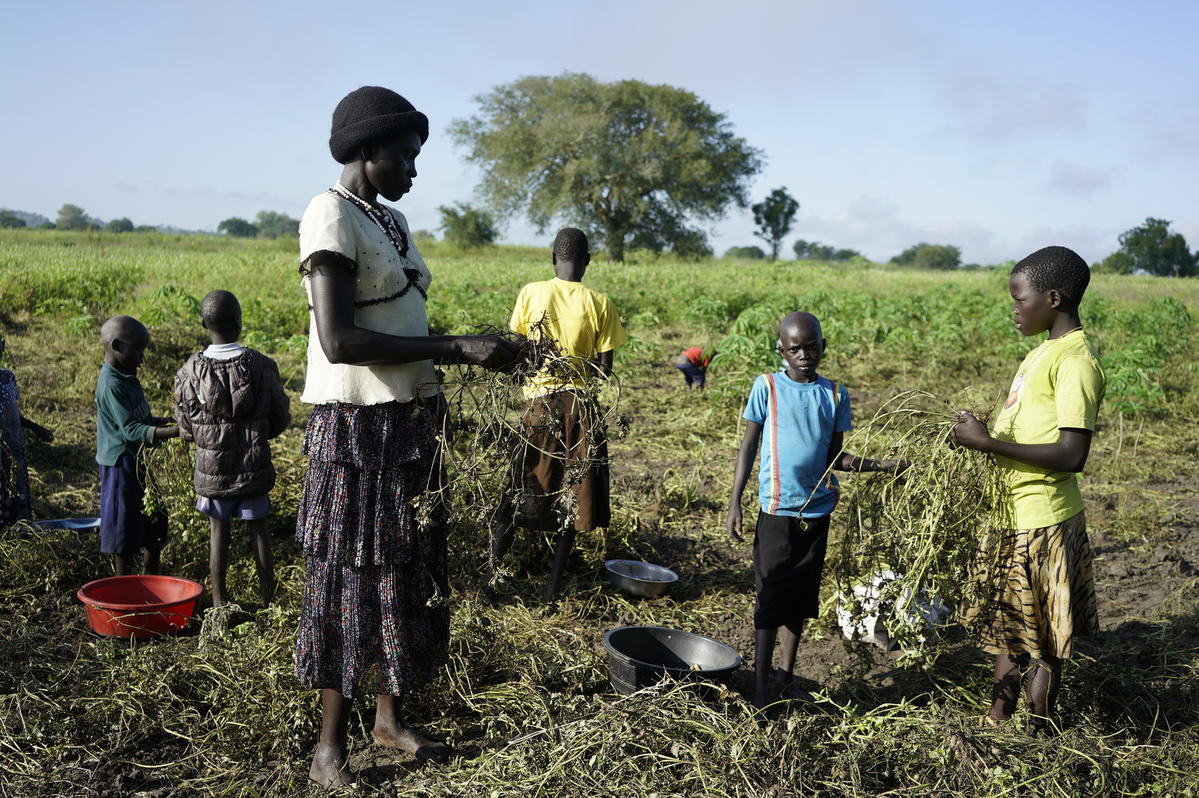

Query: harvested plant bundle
[[432, 321, 626, 576], [827, 390, 1004, 664], [138, 437, 206, 544]]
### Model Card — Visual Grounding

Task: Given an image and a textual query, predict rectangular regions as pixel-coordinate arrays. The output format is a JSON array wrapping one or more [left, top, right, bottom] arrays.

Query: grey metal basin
[[604, 559, 679, 597], [602, 625, 741, 694]]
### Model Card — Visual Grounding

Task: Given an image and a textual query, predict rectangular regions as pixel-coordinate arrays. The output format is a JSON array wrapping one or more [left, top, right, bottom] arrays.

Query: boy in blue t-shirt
[[727, 311, 901, 709]]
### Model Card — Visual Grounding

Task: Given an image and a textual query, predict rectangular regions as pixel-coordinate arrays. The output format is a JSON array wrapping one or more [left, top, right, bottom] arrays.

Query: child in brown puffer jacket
[[174, 290, 291, 608]]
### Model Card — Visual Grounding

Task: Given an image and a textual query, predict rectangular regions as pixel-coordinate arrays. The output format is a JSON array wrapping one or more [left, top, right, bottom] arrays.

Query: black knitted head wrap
[[329, 86, 429, 164]]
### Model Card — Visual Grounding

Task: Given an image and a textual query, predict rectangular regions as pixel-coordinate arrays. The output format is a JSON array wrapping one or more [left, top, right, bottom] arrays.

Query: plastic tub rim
[[77, 575, 204, 613]]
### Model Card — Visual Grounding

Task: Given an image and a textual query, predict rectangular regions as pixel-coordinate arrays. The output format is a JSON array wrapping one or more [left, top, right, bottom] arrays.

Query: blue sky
[[3, 0, 1196, 265]]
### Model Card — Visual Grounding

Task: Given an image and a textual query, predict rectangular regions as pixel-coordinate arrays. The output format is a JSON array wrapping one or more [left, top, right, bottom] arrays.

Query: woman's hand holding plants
[[457, 335, 522, 371]]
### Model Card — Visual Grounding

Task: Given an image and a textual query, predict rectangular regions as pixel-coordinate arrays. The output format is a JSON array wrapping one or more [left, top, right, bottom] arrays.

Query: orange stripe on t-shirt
[[767, 374, 781, 514]]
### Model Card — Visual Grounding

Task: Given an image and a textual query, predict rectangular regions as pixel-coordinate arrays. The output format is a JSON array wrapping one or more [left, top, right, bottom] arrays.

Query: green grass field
[[2, 229, 1198, 796]]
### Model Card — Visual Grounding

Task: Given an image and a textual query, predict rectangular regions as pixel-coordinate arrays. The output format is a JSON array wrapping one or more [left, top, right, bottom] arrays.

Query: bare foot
[[309, 743, 353, 789], [371, 723, 453, 763], [778, 681, 816, 703]]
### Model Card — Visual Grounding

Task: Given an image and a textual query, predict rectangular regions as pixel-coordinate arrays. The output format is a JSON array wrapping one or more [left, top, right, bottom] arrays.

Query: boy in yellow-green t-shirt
[[487, 228, 626, 602], [953, 245, 1106, 734]]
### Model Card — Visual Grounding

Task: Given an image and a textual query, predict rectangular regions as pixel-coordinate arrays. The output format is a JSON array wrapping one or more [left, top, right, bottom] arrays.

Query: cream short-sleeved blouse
[[298, 191, 439, 405]]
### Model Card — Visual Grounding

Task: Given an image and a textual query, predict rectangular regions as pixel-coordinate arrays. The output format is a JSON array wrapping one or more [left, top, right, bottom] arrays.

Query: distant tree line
[[0, 204, 157, 232], [890, 242, 961, 270], [0, 203, 311, 239], [217, 210, 300, 239], [795, 240, 860, 262]]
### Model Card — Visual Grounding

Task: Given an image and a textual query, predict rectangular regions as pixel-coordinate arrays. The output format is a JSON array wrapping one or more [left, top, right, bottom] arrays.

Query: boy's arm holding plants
[[99, 386, 178, 445], [826, 430, 906, 474], [727, 427, 906, 543], [590, 349, 614, 378], [726, 421, 763, 542]]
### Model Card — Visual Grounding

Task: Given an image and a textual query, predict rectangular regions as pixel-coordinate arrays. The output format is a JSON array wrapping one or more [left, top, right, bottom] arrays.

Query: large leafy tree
[[1104, 217, 1197, 277], [450, 73, 762, 261], [752, 187, 798, 261]]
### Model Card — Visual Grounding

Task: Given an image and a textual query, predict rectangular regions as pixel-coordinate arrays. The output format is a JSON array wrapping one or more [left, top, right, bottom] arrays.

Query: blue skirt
[[98, 452, 168, 556]]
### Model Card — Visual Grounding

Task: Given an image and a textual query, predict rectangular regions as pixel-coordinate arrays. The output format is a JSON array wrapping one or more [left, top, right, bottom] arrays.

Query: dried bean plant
[[420, 320, 627, 592], [825, 389, 1005, 666]]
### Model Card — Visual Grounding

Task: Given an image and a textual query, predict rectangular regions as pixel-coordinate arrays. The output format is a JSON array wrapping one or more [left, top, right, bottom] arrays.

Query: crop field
[[2, 229, 1198, 797]]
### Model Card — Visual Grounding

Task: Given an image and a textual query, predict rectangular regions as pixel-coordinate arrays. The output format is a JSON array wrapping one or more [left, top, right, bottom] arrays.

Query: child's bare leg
[[310, 688, 354, 788], [776, 622, 803, 683], [990, 653, 1026, 722], [754, 628, 777, 709], [485, 514, 515, 601], [773, 622, 815, 701], [209, 517, 232, 607], [143, 546, 161, 575], [372, 693, 451, 762], [543, 528, 576, 602], [1024, 656, 1062, 732], [113, 553, 131, 576], [245, 518, 275, 606]]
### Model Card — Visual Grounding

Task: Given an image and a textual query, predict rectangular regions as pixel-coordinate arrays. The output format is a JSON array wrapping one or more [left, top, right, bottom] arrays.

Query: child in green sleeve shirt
[[96, 315, 179, 576]]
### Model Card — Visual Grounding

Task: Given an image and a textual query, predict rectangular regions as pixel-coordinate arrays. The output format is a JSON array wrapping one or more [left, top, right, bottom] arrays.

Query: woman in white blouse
[[295, 86, 518, 788]]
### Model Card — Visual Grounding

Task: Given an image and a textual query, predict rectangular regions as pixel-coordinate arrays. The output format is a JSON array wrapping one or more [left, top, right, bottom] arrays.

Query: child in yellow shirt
[[953, 245, 1105, 734], [488, 228, 625, 602]]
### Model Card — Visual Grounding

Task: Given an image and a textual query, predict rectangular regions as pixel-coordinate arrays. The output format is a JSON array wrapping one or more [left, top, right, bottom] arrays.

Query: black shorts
[[752, 511, 830, 630]]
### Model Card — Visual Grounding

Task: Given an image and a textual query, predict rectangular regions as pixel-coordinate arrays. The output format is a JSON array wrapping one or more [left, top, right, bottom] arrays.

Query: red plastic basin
[[77, 575, 204, 639]]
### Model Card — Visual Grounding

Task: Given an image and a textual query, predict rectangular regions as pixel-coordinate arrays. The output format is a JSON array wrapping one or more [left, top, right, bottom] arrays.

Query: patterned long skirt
[[294, 400, 450, 698], [972, 511, 1099, 660]]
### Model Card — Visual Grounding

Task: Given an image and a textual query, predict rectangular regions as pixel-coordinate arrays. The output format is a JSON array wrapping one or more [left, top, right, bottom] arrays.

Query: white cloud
[[936, 69, 1088, 145], [1044, 161, 1112, 197]]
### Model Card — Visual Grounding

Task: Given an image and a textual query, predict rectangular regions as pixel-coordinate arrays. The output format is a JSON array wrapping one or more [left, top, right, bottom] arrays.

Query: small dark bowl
[[604, 559, 678, 598], [601, 625, 741, 695]]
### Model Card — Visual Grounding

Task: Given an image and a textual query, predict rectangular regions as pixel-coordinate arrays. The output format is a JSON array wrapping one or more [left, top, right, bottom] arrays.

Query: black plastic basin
[[601, 625, 741, 695]]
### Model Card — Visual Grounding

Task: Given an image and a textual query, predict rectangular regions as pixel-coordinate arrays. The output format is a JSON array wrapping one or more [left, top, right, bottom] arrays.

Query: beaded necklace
[[331, 182, 409, 260]]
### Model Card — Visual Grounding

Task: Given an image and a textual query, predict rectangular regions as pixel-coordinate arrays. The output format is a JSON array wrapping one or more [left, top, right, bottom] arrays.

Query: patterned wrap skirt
[[972, 510, 1099, 660], [294, 399, 450, 698], [508, 391, 610, 532]]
